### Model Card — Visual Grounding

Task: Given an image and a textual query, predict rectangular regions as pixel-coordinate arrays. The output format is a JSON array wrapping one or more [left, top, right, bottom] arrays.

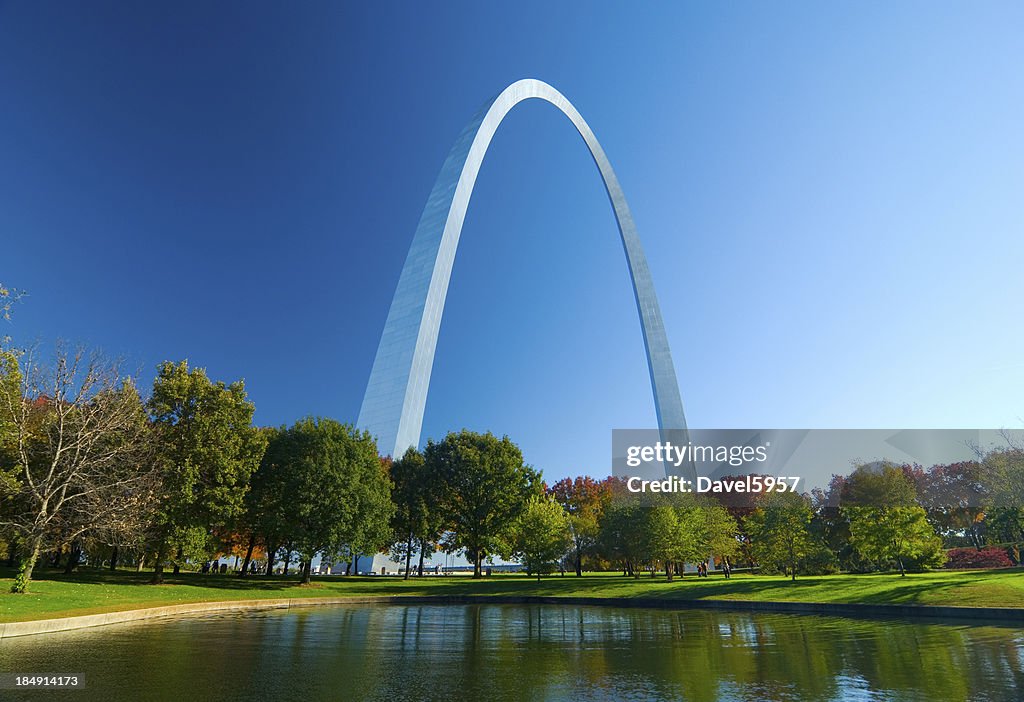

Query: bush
[[944, 547, 1013, 569]]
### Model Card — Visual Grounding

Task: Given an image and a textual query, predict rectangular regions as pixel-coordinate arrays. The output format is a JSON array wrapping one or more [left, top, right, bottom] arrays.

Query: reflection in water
[[1, 604, 1022, 701]]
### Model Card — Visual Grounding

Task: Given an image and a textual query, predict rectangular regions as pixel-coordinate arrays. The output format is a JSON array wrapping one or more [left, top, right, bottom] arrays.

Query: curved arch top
[[358, 79, 692, 479]]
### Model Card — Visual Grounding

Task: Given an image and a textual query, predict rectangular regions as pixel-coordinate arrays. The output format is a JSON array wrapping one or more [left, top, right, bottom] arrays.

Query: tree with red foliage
[[944, 546, 1012, 569], [548, 476, 616, 576]]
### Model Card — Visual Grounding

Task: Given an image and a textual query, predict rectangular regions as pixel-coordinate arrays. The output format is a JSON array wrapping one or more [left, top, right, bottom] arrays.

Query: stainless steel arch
[[358, 79, 692, 479]]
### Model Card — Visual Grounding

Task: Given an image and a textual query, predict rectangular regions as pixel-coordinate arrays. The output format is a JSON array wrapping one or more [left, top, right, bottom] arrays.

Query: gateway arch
[[358, 78, 693, 481]]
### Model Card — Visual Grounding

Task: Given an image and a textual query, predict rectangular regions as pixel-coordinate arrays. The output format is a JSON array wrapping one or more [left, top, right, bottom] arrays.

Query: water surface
[[1, 604, 1022, 701]]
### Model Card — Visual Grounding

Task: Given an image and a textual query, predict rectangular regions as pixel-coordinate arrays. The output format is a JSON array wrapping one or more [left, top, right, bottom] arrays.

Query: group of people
[[694, 560, 732, 578]]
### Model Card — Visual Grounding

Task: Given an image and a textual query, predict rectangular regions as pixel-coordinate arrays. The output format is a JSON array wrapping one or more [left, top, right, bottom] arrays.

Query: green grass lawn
[[2, 567, 1022, 623]]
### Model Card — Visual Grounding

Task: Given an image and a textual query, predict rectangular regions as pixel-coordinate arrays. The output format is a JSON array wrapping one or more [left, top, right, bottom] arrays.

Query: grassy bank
[[2, 567, 1022, 623]]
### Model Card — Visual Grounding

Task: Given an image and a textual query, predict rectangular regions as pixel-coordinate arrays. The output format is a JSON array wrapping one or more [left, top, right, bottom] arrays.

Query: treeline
[[2, 339, 1023, 592], [545, 456, 1024, 581], [0, 341, 553, 591], [380, 448, 1024, 583]]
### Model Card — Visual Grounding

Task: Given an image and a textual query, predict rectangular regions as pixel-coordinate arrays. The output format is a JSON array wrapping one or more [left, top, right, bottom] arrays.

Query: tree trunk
[[404, 532, 413, 580], [137, 554, 146, 572], [897, 556, 906, 576], [151, 541, 167, 584], [575, 542, 583, 577], [666, 562, 674, 582], [11, 537, 42, 593], [172, 546, 183, 575], [473, 551, 482, 579], [63, 540, 82, 574], [239, 534, 256, 578], [283, 548, 292, 576], [109, 545, 119, 571], [302, 559, 312, 584], [264, 542, 276, 576], [417, 539, 426, 576]]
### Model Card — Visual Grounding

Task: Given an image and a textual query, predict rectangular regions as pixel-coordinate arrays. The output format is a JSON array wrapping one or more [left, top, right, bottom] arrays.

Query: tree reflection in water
[[0, 604, 1021, 701]]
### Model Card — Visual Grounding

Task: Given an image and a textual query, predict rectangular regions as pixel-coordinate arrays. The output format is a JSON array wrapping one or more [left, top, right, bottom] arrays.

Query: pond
[[1, 604, 1022, 701]]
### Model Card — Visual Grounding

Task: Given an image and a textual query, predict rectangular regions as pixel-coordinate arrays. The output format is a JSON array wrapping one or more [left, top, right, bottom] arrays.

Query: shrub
[[944, 547, 1013, 569]]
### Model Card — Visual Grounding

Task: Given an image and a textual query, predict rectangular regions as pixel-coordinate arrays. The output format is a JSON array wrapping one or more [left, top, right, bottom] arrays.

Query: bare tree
[[0, 343, 159, 592]]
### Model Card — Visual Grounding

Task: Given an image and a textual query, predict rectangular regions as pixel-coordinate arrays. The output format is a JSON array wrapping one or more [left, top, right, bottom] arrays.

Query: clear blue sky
[[2, 2, 1022, 483]]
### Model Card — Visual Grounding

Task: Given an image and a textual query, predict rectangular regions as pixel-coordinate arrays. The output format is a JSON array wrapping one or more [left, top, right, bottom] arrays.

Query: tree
[[504, 496, 572, 581], [746, 492, 818, 581], [147, 360, 266, 583], [983, 448, 1024, 511], [979, 448, 1024, 550], [703, 502, 741, 571], [236, 428, 286, 577], [847, 505, 943, 576], [917, 461, 988, 548], [708, 474, 767, 569], [261, 417, 393, 584], [640, 501, 682, 579], [598, 496, 645, 577], [548, 476, 613, 576], [841, 462, 919, 508], [814, 462, 922, 572], [390, 448, 443, 579], [0, 345, 158, 592], [427, 430, 541, 578], [0, 283, 23, 325], [634, 497, 705, 581]]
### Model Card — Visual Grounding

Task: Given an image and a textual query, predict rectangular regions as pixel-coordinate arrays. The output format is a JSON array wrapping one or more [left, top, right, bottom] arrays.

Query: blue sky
[[2, 2, 1022, 483]]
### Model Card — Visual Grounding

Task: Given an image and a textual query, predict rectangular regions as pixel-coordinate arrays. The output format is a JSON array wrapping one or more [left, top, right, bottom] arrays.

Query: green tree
[[235, 428, 289, 577], [390, 448, 435, 579], [147, 360, 266, 583], [640, 501, 682, 579], [842, 462, 919, 508], [703, 502, 741, 572], [427, 430, 541, 578], [708, 474, 766, 569], [983, 448, 1024, 511], [979, 448, 1024, 551], [847, 505, 943, 575], [746, 492, 818, 581], [262, 417, 393, 583], [598, 497, 645, 577], [505, 496, 572, 581], [816, 462, 921, 572], [330, 452, 394, 580]]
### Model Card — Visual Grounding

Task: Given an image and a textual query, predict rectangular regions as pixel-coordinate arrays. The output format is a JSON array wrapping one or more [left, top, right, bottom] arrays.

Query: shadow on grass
[[0, 566, 304, 592], [2, 566, 1014, 608]]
